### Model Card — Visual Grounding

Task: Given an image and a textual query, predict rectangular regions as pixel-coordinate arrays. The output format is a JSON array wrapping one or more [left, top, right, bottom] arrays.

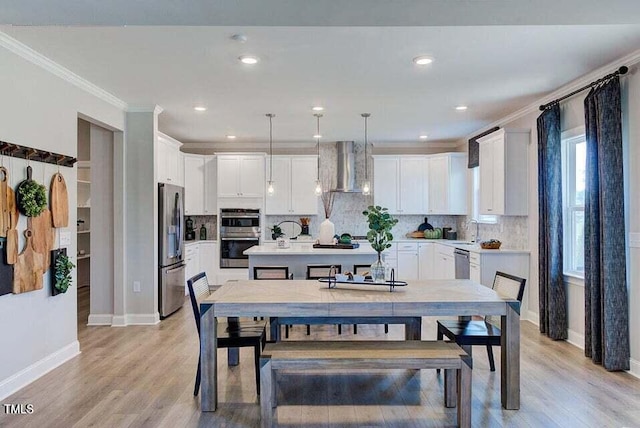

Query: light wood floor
[[1, 288, 639, 428]]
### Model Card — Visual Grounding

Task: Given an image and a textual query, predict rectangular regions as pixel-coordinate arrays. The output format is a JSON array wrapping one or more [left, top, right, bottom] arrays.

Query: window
[[471, 167, 498, 224], [562, 133, 586, 276]]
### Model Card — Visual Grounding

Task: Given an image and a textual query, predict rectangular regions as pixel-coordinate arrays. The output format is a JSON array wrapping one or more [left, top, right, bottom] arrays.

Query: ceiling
[[2, 2, 640, 146]]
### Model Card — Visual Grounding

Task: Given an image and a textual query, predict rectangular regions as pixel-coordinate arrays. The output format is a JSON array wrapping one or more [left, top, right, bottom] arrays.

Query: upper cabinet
[[217, 154, 265, 198], [266, 155, 318, 215], [373, 156, 425, 214], [477, 129, 530, 216], [184, 155, 217, 215], [425, 153, 467, 215], [157, 132, 184, 186], [373, 153, 467, 215]]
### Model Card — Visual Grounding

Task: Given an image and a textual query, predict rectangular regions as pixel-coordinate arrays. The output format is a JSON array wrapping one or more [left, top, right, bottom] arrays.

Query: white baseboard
[[525, 310, 540, 326], [125, 312, 160, 325], [0, 341, 80, 401], [111, 315, 127, 327], [87, 314, 113, 326], [567, 330, 585, 350], [630, 358, 640, 379]]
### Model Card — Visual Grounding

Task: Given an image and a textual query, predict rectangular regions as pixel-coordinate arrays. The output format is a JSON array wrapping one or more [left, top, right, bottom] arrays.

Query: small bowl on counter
[[480, 239, 502, 249]]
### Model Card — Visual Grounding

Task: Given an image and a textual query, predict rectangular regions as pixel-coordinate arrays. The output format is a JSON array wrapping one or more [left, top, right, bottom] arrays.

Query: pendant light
[[361, 113, 371, 195], [314, 113, 323, 196], [266, 113, 275, 195]]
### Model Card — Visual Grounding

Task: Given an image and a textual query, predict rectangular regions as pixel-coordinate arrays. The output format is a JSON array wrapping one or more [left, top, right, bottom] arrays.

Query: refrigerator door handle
[[166, 263, 186, 274]]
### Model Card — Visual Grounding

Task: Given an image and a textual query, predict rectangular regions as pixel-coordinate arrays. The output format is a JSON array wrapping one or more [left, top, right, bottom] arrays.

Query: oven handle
[[221, 214, 260, 219], [220, 237, 260, 241]]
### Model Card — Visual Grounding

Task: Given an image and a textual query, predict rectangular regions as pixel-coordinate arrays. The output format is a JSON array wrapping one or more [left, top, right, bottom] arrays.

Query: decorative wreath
[[54, 252, 75, 293], [17, 180, 48, 217]]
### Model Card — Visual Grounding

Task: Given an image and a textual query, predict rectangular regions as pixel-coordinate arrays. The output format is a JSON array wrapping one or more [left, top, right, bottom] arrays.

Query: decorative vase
[[318, 218, 335, 245], [370, 252, 388, 283]]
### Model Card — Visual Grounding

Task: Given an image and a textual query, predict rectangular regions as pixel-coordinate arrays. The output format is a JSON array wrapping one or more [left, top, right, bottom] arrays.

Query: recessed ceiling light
[[226, 135, 236, 139], [194, 106, 207, 112], [312, 106, 324, 111], [239, 55, 259, 65], [413, 56, 434, 66], [455, 105, 468, 111], [313, 134, 322, 139], [419, 135, 428, 140]]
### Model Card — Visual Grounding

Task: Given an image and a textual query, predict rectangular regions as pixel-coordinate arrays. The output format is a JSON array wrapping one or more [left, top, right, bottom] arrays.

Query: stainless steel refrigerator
[[158, 183, 185, 318]]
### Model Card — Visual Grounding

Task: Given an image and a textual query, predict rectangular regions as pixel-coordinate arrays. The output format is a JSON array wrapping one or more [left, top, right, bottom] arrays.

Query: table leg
[[405, 317, 422, 340], [201, 304, 217, 411], [227, 317, 240, 365], [501, 302, 520, 410]]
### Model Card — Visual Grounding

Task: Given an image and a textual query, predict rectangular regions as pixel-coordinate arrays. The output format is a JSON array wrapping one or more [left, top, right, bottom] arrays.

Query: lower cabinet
[[433, 243, 455, 280], [397, 242, 419, 280], [184, 243, 201, 295], [184, 241, 219, 291], [418, 242, 434, 280]]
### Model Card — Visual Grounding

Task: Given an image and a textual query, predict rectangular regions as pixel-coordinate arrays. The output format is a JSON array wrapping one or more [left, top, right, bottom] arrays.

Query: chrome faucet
[[469, 219, 480, 243]]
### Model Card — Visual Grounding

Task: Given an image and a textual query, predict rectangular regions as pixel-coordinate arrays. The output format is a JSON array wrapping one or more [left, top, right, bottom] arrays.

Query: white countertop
[[185, 239, 217, 246], [244, 242, 377, 256], [392, 238, 530, 254]]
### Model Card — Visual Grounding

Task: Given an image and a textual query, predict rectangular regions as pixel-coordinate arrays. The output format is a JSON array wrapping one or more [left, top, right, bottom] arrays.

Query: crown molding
[[463, 48, 640, 141], [127, 105, 164, 114], [0, 30, 128, 111]]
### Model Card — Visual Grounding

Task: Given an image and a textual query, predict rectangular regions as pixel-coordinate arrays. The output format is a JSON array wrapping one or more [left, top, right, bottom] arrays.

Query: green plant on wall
[[362, 205, 398, 255], [18, 180, 47, 217], [54, 253, 75, 293]]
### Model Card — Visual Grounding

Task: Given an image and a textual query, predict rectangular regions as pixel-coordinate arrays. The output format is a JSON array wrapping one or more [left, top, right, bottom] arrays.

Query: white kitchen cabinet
[[266, 156, 318, 215], [469, 250, 529, 289], [477, 129, 530, 216], [373, 156, 424, 214], [470, 260, 481, 284], [217, 154, 265, 198], [184, 155, 205, 215], [433, 243, 455, 279], [397, 242, 419, 280], [184, 155, 217, 215], [157, 132, 184, 186], [418, 242, 435, 280], [425, 153, 467, 215], [199, 241, 218, 285], [184, 243, 200, 295], [203, 156, 217, 215]]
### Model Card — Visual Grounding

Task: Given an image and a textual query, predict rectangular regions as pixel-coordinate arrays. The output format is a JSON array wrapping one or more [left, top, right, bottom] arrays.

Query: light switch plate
[[59, 231, 72, 247]]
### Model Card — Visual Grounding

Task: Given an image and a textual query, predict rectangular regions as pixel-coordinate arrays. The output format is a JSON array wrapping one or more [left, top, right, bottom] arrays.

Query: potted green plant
[[270, 224, 284, 240], [53, 251, 75, 294], [362, 205, 398, 282]]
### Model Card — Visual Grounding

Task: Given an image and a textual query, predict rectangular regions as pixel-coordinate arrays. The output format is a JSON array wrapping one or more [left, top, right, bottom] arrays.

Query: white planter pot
[[318, 218, 335, 245]]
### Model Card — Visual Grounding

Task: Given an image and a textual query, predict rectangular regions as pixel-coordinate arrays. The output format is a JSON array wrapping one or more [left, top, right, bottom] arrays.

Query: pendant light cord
[[362, 113, 371, 180], [266, 113, 275, 182], [315, 114, 322, 181]]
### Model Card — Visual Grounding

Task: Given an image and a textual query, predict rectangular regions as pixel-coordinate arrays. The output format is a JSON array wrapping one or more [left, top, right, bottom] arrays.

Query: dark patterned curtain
[[537, 104, 567, 340], [584, 77, 630, 371]]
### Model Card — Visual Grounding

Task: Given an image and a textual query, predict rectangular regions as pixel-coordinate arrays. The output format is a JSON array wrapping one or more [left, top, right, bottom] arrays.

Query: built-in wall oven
[[220, 208, 260, 268]]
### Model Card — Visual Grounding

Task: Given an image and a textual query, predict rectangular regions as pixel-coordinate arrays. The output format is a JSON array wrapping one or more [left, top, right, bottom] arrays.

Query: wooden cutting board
[[0, 167, 9, 238], [13, 230, 45, 294], [50, 173, 69, 228], [5, 187, 18, 265], [29, 209, 54, 266]]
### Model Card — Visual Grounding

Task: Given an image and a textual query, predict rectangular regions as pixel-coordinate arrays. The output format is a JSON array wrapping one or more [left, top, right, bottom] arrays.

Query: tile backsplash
[[456, 216, 529, 250], [186, 215, 217, 240]]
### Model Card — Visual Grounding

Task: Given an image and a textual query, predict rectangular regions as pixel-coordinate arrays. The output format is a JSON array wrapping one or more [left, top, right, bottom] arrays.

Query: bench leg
[[405, 317, 422, 340], [260, 359, 274, 428], [269, 317, 280, 342], [444, 369, 457, 408], [457, 363, 472, 428]]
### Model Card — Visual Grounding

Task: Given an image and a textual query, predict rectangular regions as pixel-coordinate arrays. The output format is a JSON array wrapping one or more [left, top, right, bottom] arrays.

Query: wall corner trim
[[0, 31, 128, 111], [125, 313, 161, 325], [87, 314, 114, 326], [0, 341, 80, 401]]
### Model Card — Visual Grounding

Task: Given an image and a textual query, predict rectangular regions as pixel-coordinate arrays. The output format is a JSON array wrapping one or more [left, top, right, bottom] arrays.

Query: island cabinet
[[477, 128, 529, 216], [184, 155, 217, 215], [418, 242, 435, 280], [265, 155, 318, 215], [217, 154, 265, 198], [425, 153, 467, 215], [157, 132, 184, 186], [372, 156, 425, 215]]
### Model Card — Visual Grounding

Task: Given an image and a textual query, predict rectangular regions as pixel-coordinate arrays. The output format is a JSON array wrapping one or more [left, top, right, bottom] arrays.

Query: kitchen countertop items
[[417, 217, 434, 231]]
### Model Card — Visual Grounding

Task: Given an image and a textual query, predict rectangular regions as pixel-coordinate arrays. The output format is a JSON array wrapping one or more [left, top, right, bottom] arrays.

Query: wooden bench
[[259, 341, 472, 428]]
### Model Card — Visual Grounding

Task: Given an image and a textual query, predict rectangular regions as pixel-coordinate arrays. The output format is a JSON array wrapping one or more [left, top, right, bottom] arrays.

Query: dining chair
[[252, 266, 293, 338], [353, 264, 389, 334], [436, 271, 526, 371], [187, 272, 267, 396], [306, 264, 342, 335]]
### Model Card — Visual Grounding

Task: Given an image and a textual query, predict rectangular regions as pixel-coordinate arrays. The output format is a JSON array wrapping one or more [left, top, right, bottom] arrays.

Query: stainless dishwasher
[[454, 248, 470, 279]]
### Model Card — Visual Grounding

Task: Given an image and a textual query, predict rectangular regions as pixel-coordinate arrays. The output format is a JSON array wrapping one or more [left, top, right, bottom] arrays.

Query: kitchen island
[[244, 242, 379, 279]]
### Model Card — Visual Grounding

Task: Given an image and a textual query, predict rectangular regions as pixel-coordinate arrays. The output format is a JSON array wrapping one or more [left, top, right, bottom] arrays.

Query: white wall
[[0, 44, 124, 399]]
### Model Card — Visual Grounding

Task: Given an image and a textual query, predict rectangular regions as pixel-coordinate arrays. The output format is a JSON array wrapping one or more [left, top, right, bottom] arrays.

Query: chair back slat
[[187, 272, 211, 335], [306, 264, 342, 279], [253, 266, 290, 280], [486, 271, 526, 327]]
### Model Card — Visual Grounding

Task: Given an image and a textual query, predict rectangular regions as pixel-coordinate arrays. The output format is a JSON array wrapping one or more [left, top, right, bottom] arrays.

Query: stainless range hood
[[332, 141, 361, 193]]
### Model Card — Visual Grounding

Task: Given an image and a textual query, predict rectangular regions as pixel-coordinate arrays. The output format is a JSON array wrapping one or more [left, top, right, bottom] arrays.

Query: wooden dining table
[[200, 279, 521, 412]]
